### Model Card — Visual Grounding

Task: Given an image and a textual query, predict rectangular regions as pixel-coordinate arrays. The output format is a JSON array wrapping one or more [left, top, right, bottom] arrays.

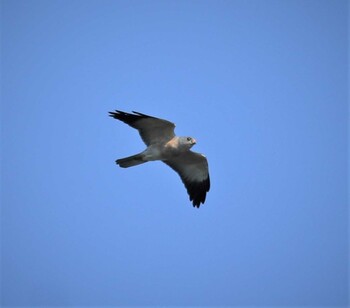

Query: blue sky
[[1, 0, 348, 306]]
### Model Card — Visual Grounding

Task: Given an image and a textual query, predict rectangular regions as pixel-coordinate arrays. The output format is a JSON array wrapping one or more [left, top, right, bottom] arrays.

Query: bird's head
[[179, 136, 196, 149]]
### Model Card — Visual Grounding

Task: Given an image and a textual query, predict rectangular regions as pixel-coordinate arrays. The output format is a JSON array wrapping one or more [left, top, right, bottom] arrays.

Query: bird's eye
[[187, 137, 191, 142]]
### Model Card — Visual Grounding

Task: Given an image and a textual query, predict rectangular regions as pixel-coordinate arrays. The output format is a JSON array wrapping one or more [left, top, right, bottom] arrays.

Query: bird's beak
[[192, 138, 197, 144]]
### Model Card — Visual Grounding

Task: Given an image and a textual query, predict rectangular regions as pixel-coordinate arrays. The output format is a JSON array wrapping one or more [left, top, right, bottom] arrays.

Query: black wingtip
[[108, 110, 148, 126], [132, 111, 153, 118], [109, 110, 151, 119], [108, 110, 122, 118], [189, 175, 210, 208], [109, 110, 126, 117]]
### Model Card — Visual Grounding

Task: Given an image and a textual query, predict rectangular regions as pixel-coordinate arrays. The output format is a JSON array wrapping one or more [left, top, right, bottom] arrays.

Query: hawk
[[109, 110, 210, 207]]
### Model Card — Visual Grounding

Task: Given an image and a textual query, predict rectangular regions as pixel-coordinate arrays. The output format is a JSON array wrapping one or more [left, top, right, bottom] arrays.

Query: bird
[[109, 110, 210, 208]]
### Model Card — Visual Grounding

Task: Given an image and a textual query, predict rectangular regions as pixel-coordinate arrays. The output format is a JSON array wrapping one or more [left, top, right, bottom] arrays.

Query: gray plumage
[[109, 110, 210, 207]]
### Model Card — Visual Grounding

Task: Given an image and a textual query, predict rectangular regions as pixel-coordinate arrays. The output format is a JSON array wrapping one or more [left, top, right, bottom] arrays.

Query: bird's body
[[109, 110, 210, 207]]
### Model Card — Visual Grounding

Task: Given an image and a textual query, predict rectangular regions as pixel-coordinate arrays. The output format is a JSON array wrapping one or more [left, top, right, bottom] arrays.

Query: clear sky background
[[1, 0, 348, 306]]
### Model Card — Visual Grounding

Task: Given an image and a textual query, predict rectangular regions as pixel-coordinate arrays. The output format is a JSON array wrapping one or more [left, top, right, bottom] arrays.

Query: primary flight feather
[[109, 110, 210, 207]]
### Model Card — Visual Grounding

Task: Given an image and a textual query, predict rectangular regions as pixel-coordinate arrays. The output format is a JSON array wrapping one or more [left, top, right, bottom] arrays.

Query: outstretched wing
[[163, 151, 210, 208], [109, 110, 176, 146]]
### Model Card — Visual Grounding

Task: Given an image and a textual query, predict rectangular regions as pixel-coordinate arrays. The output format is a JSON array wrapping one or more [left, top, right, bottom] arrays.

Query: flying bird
[[109, 110, 210, 207]]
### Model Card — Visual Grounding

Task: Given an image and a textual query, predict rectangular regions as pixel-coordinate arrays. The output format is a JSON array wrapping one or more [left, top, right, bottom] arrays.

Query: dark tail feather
[[116, 153, 146, 168]]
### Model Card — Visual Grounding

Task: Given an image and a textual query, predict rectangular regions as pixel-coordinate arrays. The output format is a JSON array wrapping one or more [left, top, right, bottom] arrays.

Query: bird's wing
[[163, 151, 210, 207], [109, 110, 176, 146]]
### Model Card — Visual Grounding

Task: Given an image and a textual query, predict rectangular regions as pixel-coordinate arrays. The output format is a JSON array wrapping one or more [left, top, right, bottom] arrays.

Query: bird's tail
[[116, 153, 146, 168]]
